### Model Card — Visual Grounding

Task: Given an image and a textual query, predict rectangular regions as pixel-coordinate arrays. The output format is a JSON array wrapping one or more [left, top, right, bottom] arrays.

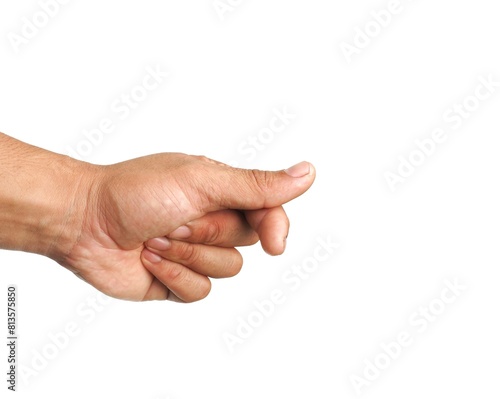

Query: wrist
[[36, 155, 103, 264], [0, 135, 103, 263]]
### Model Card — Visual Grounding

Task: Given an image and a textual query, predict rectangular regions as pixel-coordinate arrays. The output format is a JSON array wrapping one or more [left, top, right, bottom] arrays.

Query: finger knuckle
[[164, 263, 185, 284], [185, 278, 211, 303], [248, 231, 260, 246], [194, 155, 213, 164], [250, 169, 273, 194], [226, 250, 244, 277], [202, 221, 221, 245], [196, 279, 212, 301], [175, 242, 200, 266]]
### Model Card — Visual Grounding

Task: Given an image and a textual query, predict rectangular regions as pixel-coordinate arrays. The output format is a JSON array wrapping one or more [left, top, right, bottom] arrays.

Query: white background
[[1, 0, 500, 398]]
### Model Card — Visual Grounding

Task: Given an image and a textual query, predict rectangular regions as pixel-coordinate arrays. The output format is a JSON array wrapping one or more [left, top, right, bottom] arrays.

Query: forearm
[[0, 133, 94, 262]]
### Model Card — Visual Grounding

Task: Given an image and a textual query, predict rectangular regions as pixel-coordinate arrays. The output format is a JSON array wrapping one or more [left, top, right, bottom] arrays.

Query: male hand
[[62, 153, 315, 302]]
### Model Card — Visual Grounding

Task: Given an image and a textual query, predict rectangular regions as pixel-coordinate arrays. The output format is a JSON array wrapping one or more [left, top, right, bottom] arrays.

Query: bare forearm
[[0, 133, 94, 262]]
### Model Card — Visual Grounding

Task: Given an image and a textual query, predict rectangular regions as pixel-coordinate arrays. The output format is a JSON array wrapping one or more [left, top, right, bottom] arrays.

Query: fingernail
[[168, 225, 191, 239], [143, 249, 163, 263], [146, 237, 171, 250], [285, 161, 311, 178]]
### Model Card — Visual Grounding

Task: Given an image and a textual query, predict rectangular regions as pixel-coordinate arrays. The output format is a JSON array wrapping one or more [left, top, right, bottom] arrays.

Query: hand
[[62, 153, 315, 302]]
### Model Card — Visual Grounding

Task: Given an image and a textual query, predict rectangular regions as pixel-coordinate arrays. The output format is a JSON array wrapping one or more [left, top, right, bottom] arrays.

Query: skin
[[0, 132, 315, 302]]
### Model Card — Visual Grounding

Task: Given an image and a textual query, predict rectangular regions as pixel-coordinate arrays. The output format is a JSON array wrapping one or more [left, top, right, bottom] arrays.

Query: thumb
[[199, 161, 316, 212]]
